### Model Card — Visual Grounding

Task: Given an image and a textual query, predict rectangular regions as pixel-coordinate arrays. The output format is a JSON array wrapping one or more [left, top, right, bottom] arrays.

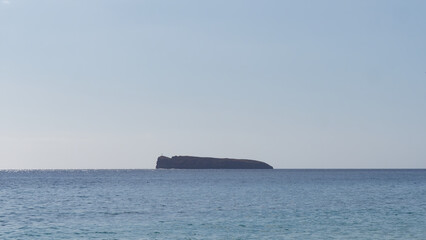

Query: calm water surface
[[0, 169, 425, 239]]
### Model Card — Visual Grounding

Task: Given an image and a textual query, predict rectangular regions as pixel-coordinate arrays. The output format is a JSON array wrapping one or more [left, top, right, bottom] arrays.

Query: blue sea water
[[0, 169, 425, 239]]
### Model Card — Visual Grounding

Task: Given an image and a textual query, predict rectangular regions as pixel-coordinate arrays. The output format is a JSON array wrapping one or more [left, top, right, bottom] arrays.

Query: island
[[156, 155, 273, 169]]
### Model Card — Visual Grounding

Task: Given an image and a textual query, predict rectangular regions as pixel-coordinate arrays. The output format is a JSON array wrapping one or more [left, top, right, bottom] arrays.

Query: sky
[[1, 0, 425, 169]]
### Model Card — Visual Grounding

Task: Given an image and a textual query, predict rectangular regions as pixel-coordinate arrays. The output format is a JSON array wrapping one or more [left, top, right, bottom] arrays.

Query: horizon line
[[1, 168, 425, 171]]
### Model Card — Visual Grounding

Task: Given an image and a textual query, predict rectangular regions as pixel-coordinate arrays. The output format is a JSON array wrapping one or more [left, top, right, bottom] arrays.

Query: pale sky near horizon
[[1, 0, 426, 169]]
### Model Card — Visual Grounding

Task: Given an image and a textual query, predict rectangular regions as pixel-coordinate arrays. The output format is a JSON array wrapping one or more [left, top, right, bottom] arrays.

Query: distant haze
[[1, 0, 425, 169]]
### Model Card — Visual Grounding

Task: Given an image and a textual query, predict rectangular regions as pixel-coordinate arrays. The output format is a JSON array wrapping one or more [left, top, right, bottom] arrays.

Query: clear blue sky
[[1, 0, 425, 169]]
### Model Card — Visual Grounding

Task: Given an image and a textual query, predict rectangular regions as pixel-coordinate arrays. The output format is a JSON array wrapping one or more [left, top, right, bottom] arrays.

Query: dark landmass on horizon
[[156, 156, 273, 169]]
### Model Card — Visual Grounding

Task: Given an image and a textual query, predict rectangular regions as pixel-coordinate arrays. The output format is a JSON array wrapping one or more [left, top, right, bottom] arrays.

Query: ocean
[[0, 169, 425, 239]]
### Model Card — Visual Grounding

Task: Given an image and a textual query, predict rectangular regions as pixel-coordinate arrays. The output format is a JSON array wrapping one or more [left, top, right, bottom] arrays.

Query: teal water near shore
[[1, 169, 425, 239]]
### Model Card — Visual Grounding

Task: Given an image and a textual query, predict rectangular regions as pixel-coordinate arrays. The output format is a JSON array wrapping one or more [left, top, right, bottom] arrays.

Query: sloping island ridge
[[156, 156, 273, 169]]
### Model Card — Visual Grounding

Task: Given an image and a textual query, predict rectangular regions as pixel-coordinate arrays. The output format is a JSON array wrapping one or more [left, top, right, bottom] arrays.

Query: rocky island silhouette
[[156, 156, 273, 169]]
